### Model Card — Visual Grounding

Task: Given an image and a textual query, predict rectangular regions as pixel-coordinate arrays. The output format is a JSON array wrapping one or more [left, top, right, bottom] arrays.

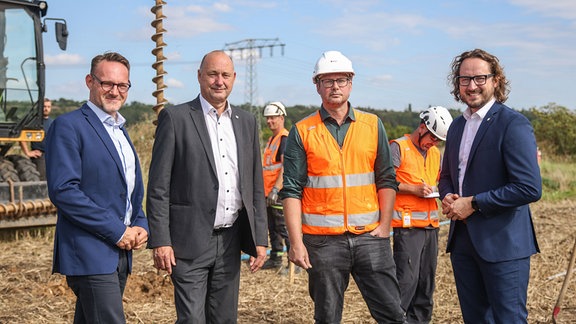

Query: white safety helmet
[[419, 106, 453, 141], [312, 51, 355, 84], [263, 101, 286, 117]]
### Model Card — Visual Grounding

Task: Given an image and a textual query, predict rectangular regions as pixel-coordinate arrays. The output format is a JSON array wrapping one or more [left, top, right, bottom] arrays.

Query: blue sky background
[[43, 0, 576, 112]]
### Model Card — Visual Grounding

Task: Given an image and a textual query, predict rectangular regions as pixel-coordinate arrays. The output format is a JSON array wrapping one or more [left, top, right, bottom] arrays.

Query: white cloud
[[509, 0, 576, 20], [45, 53, 84, 66], [369, 74, 393, 84], [213, 3, 232, 12], [166, 78, 185, 88], [163, 5, 234, 37]]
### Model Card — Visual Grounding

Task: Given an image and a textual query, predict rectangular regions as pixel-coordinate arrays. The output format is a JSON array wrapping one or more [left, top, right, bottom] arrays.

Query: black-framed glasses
[[319, 77, 350, 88], [91, 74, 131, 93], [456, 74, 494, 86]]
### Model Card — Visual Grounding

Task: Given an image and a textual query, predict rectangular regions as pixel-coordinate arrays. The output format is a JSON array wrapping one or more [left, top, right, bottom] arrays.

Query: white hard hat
[[419, 106, 453, 141], [312, 51, 355, 84], [263, 101, 286, 117]]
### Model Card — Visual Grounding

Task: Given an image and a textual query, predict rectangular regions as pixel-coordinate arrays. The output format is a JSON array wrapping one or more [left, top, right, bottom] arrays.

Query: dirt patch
[[0, 200, 575, 323]]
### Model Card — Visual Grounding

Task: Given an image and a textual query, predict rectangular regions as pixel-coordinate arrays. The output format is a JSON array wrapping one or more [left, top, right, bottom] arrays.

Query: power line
[[223, 38, 285, 138]]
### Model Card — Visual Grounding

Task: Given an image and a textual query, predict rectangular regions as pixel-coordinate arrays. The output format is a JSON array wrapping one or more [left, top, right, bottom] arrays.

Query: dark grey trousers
[[171, 222, 242, 324], [66, 250, 128, 324], [393, 227, 438, 324]]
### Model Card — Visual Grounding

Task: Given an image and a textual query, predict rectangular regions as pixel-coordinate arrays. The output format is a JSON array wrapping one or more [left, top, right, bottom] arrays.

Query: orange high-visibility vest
[[296, 110, 380, 235], [391, 135, 440, 228], [262, 128, 289, 196]]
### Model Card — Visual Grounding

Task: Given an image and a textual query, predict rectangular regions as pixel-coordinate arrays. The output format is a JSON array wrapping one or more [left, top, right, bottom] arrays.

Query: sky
[[41, 0, 576, 112]]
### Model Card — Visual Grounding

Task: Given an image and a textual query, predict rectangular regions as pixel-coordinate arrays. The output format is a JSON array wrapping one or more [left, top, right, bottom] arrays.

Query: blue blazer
[[438, 102, 541, 262], [45, 104, 148, 276]]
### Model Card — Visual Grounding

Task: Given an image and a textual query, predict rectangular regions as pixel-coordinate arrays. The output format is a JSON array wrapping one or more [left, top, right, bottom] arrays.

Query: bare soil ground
[[0, 200, 575, 323]]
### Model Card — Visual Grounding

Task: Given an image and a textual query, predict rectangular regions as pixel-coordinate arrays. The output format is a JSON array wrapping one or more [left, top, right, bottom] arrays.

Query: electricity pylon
[[223, 38, 285, 137]]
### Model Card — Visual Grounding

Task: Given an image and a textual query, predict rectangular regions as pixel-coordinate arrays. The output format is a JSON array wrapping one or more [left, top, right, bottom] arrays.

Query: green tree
[[531, 103, 576, 156]]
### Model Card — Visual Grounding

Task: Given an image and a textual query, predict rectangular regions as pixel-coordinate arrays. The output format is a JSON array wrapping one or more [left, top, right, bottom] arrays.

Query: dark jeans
[[32, 155, 46, 180], [66, 250, 128, 324], [266, 205, 290, 257], [304, 232, 406, 324], [393, 227, 438, 324]]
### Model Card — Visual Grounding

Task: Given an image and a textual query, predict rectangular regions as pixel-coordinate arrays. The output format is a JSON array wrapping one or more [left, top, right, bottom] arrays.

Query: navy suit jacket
[[438, 102, 542, 262], [45, 104, 148, 276], [146, 96, 268, 260]]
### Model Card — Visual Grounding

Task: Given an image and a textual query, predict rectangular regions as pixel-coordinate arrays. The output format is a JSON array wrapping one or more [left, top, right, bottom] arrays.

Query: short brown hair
[[90, 52, 130, 75]]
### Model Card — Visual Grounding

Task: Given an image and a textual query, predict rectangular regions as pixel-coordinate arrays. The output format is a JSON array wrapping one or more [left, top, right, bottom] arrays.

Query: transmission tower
[[223, 38, 285, 136]]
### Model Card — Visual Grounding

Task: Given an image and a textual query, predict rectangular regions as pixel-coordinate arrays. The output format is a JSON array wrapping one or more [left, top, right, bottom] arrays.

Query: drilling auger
[[151, 0, 168, 121]]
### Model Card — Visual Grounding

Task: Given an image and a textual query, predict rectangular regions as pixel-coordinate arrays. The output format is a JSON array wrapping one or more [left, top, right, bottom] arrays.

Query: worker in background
[[390, 106, 453, 324], [20, 97, 53, 180], [261, 101, 291, 271], [280, 50, 406, 323]]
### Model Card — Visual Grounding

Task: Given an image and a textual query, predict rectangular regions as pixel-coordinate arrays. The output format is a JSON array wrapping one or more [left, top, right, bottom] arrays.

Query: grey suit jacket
[[146, 96, 268, 259]]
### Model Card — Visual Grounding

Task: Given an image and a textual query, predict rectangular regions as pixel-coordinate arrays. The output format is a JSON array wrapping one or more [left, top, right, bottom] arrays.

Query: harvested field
[[0, 200, 575, 323]]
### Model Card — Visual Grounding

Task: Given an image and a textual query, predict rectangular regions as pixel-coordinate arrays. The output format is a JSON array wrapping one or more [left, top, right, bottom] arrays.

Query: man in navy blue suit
[[45, 52, 149, 323], [439, 48, 542, 323]]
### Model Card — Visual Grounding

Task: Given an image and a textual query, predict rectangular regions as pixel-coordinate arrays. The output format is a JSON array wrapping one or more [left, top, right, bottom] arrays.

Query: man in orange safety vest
[[390, 106, 453, 323], [261, 101, 290, 270]]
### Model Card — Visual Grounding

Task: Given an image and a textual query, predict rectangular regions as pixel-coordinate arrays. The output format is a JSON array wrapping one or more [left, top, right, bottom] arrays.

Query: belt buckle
[[213, 224, 232, 232]]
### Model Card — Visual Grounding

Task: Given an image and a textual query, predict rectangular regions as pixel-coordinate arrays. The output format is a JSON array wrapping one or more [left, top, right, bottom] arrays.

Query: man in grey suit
[[147, 50, 268, 323]]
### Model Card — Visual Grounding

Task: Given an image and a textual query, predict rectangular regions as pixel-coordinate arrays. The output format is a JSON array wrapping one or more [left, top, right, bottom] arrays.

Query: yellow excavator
[[0, 0, 67, 229]]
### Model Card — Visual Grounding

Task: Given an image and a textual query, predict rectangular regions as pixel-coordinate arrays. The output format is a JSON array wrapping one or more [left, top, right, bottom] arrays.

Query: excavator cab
[[0, 0, 67, 228]]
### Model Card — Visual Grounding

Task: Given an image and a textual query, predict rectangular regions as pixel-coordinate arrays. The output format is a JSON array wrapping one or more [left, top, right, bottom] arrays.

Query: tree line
[[50, 99, 575, 159]]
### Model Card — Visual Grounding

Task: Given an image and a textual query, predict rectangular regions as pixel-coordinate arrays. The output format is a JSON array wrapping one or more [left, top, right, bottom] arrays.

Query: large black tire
[[0, 158, 19, 182], [6, 155, 41, 182]]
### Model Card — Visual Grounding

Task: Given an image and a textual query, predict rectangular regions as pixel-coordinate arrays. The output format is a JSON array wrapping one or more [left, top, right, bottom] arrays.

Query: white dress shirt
[[200, 95, 242, 228], [458, 98, 495, 195], [87, 101, 136, 226]]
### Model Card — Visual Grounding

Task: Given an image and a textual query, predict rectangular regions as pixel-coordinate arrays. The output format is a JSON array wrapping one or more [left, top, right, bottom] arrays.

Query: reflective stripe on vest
[[262, 128, 289, 196], [297, 109, 380, 235], [391, 135, 441, 228], [307, 172, 375, 189]]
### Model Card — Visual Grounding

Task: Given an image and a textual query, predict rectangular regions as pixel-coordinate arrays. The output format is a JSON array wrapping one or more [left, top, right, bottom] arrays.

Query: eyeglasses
[[91, 74, 131, 93], [456, 74, 494, 86], [319, 77, 350, 88]]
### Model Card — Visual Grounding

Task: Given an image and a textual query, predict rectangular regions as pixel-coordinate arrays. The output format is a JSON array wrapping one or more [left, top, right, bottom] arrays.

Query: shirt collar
[[87, 101, 126, 128], [319, 102, 355, 122], [463, 98, 495, 121], [200, 94, 232, 118]]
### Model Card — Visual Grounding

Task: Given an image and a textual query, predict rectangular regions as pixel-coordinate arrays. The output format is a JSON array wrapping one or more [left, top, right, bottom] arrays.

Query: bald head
[[197, 50, 236, 111]]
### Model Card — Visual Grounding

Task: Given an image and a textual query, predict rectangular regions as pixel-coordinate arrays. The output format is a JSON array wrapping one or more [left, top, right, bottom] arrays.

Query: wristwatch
[[471, 196, 479, 211]]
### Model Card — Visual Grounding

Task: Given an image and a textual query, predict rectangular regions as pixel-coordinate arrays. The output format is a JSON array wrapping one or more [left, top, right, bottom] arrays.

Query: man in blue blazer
[[439, 49, 542, 323], [45, 52, 148, 323]]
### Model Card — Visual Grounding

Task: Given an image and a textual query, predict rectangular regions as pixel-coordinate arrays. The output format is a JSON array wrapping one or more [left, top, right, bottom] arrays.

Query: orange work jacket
[[262, 128, 289, 196], [296, 110, 380, 235], [391, 135, 440, 228]]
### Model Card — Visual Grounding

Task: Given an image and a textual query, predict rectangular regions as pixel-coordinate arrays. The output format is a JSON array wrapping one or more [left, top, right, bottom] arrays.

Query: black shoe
[[261, 257, 282, 269]]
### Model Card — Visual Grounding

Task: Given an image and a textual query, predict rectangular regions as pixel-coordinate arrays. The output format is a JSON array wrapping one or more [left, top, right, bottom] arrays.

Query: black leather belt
[[213, 224, 233, 233]]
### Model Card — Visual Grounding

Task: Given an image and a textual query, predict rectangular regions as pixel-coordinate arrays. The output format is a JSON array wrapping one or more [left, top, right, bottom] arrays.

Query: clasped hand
[[441, 194, 474, 221], [117, 226, 148, 251]]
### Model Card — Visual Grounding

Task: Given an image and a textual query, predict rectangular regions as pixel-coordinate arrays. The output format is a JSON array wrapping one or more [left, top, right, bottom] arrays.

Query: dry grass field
[[1, 120, 574, 323], [0, 199, 575, 323]]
